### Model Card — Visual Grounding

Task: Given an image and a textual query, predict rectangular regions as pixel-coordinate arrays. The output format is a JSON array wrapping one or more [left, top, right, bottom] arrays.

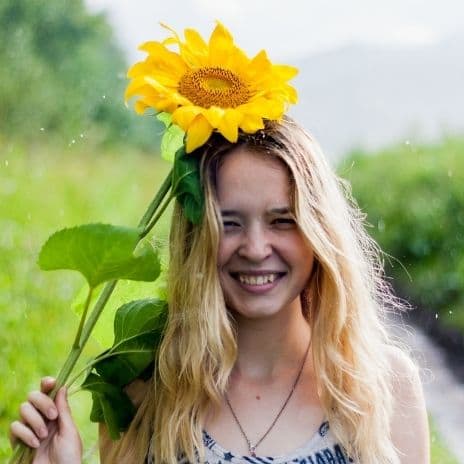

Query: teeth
[[238, 273, 279, 285]]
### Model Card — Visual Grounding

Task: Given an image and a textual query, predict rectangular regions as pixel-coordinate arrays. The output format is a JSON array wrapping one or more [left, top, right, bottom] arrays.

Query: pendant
[[250, 445, 257, 457]]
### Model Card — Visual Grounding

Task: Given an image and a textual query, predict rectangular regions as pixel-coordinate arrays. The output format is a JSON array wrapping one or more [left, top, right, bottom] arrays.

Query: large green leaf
[[82, 373, 135, 440], [38, 223, 161, 287], [172, 146, 204, 224], [93, 298, 167, 386]]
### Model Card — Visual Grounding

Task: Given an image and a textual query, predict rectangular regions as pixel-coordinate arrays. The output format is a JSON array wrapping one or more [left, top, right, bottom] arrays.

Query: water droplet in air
[[40, 127, 45, 131], [102, 95, 106, 99], [80, 133, 84, 138], [435, 313, 438, 319], [5, 160, 9, 167], [405, 140, 410, 145], [449, 310, 453, 315]]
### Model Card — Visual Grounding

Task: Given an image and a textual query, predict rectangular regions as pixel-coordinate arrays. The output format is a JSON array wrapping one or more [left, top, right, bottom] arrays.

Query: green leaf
[[161, 124, 185, 163], [93, 298, 167, 386], [156, 112, 172, 127], [82, 373, 135, 439], [83, 298, 167, 435], [38, 224, 161, 287], [156, 112, 186, 163], [171, 146, 204, 224]]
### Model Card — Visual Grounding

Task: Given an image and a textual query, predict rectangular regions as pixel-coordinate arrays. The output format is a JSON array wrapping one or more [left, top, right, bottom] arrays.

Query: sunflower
[[125, 22, 298, 153]]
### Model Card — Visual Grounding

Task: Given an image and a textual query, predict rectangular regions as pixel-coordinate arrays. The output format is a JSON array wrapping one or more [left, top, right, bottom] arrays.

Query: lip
[[229, 271, 286, 294]]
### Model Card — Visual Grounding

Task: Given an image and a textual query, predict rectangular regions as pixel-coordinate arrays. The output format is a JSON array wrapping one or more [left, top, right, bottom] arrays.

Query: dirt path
[[396, 319, 464, 463]]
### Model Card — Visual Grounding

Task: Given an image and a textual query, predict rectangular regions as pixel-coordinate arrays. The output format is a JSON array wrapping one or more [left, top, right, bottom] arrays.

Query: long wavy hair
[[106, 116, 405, 463]]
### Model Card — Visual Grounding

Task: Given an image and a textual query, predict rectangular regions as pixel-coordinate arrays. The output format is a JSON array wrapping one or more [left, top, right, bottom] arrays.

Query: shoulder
[[124, 378, 150, 407], [99, 379, 151, 463], [385, 346, 430, 463]]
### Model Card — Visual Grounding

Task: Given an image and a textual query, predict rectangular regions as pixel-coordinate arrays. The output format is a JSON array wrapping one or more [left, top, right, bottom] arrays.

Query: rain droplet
[[102, 95, 106, 99], [435, 313, 438, 319], [449, 310, 453, 315], [5, 160, 9, 167], [40, 127, 45, 131], [404, 140, 410, 145], [80, 133, 84, 138]]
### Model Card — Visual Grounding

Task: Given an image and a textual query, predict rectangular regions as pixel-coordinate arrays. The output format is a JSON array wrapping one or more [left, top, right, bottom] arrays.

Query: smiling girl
[[10, 23, 429, 464]]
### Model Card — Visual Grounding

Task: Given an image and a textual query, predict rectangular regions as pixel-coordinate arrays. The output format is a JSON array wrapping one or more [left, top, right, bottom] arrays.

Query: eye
[[222, 219, 241, 230], [271, 217, 296, 228]]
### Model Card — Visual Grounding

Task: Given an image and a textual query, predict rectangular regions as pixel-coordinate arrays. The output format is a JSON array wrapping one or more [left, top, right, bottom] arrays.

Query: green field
[[0, 140, 458, 463]]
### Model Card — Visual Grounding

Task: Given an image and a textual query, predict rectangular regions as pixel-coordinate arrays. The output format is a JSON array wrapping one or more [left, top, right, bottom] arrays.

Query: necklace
[[224, 341, 311, 457]]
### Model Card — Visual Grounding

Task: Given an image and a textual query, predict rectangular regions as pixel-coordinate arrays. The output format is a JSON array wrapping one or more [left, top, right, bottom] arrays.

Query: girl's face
[[216, 147, 314, 320]]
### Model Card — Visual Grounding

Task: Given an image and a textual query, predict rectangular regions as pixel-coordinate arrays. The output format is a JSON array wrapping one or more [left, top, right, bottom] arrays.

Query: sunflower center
[[178, 67, 250, 108]]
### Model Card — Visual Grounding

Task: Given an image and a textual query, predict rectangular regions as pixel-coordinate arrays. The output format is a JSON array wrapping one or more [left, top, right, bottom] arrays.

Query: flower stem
[[10, 169, 174, 464], [72, 287, 94, 350], [138, 169, 172, 230]]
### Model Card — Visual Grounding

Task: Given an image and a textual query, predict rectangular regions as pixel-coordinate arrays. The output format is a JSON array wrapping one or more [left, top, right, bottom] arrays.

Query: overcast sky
[[85, 0, 463, 63]]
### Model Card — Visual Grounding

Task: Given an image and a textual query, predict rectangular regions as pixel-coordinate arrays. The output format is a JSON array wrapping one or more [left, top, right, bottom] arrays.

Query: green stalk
[[10, 170, 174, 464], [137, 169, 172, 229], [72, 287, 94, 350]]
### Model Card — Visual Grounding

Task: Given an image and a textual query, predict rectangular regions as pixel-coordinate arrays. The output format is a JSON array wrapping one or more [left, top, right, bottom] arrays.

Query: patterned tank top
[[147, 421, 355, 464]]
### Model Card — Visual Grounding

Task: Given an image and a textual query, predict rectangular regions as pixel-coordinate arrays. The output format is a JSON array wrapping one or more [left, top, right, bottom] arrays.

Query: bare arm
[[389, 349, 430, 463]]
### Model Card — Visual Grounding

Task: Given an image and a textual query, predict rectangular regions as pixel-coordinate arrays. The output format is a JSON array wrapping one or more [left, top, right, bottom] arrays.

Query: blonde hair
[[106, 117, 404, 463]]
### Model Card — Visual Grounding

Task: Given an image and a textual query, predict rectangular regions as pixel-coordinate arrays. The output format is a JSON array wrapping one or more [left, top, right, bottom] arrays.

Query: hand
[[10, 377, 82, 464]]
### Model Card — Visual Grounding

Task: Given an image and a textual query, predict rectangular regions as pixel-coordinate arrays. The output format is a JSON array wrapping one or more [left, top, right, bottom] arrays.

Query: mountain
[[289, 34, 464, 161]]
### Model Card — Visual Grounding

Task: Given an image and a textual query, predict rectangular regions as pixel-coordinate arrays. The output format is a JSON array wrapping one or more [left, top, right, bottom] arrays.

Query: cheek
[[217, 235, 234, 268]]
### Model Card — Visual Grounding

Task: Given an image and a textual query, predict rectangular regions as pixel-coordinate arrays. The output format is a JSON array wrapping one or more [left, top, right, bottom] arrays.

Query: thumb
[[55, 387, 76, 433]]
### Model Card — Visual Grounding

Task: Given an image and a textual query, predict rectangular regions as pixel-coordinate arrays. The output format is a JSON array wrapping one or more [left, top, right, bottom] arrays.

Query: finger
[[55, 387, 75, 432], [19, 402, 49, 439], [27, 390, 58, 421], [40, 376, 56, 394], [10, 421, 40, 449]]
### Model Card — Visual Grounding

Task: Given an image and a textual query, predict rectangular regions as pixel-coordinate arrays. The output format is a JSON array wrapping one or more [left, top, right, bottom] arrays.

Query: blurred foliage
[[340, 137, 464, 332], [0, 0, 161, 149], [430, 416, 460, 464], [0, 140, 171, 461]]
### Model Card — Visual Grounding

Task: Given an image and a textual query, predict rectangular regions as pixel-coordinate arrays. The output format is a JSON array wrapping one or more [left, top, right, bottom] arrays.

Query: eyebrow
[[220, 207, 293, 216]]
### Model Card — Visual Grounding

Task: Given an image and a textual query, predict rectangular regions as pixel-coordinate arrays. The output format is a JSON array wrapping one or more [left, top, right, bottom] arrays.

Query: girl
[[10, 117, 430, 463]]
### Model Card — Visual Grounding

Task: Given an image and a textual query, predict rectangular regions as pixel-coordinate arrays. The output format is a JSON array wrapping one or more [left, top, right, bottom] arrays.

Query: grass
[[430, 416, 460, 463], [0, 139, 171, 462], [0, 138, 460, 462]]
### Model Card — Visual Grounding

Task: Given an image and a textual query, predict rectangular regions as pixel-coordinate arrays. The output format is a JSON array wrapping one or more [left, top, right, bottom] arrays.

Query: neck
[[232, 301, 311, 381]]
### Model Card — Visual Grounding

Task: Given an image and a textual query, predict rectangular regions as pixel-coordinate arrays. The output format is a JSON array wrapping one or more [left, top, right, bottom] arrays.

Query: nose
[[238, 223, 272, 262]]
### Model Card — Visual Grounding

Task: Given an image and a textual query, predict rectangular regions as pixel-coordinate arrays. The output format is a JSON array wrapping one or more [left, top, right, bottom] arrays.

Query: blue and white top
[[170, 422, 355, 464]]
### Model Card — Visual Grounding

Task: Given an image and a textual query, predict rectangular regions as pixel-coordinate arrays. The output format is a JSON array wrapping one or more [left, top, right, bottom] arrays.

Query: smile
[[230, 272, 286, 287], [238, 273, 278, 285]]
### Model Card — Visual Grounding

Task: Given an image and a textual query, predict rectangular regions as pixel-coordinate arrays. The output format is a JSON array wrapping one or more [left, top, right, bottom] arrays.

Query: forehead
[[216, 147, 292, 208]]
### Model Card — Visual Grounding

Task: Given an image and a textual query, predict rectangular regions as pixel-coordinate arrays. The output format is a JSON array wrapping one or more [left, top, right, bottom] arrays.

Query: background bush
[[0, 0, 161, 149], [340, 137, 464, 333]]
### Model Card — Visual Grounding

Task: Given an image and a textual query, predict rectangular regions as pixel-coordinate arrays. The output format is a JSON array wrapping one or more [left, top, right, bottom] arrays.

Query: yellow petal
[[240, 115, 265, 133], [217, 109, 242, 142], [203, 106, 225, 128], [208, 22, 235, 65], [172, 106, 202, 130], [184, 28, 208, 54], [134, 100, 148, 114], [273, 64, 299, 80], [186, 115, 213, 152]]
